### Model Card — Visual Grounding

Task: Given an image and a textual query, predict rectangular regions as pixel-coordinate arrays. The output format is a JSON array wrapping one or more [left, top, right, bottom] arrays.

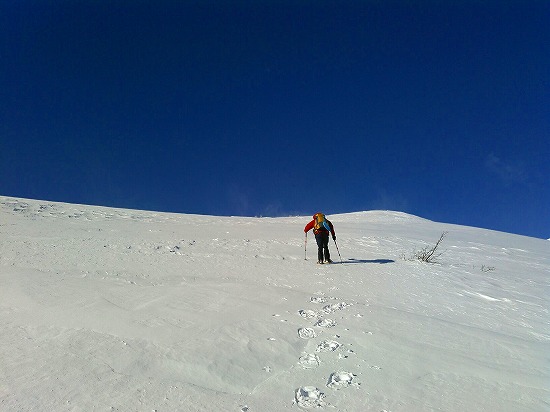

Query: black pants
[[315, 231, 331, 262]]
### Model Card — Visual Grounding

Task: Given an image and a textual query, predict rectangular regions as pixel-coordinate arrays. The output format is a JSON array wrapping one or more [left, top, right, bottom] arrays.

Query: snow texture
[[0, 196, 548, 411]]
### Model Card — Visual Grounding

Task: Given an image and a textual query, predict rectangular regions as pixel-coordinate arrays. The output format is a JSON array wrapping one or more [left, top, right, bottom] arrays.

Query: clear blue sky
[[2, 1, 549, 238]]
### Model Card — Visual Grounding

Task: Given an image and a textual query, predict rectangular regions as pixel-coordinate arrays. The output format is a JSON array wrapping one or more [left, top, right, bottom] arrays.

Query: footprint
[[316, 340, 341, 352], [315, 318, 336, 328], [298, 353, 320, 369], [322, 302, 352, 314], [327, 371, 356, 389], [298, 327, 317, 339], [310, 296, 329, 304], [295, 386, 326, 408], [298, 309, 319, 319]]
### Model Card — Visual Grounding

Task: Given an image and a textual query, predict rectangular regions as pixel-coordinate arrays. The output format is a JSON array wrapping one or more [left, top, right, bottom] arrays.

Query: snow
[[0, 196, 548, 411]]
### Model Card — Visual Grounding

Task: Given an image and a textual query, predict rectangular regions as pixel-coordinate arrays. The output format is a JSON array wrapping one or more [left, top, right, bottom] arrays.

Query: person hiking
[[304, 212, 336, 264]]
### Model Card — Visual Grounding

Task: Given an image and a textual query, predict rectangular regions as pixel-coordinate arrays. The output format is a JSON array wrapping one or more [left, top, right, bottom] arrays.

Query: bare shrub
[[412, 232, 448, 263]]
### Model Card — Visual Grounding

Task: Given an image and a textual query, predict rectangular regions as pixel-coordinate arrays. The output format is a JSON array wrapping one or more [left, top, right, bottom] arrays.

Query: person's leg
[[315, 233, 324, 262], [322, 233, 331, 262]]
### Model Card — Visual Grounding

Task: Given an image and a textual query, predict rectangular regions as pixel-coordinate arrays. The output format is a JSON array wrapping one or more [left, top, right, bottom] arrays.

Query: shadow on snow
[[338, 258, 395, 264]]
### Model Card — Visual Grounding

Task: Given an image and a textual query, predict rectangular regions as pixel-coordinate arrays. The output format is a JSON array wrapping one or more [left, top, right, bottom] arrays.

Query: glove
[[332, 235, 336, 241]]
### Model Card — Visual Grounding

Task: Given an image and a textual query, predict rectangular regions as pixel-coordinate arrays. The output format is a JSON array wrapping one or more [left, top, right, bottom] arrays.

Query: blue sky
[[2, 1, 549, 238]]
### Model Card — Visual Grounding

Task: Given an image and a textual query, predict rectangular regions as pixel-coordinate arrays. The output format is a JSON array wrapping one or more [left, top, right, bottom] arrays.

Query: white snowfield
[[0, 196, 548, 412]]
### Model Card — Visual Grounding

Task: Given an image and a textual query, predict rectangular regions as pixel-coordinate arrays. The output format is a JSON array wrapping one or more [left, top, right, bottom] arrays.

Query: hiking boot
[[317, 260, 324, 264], [326, 259, 333, 264]]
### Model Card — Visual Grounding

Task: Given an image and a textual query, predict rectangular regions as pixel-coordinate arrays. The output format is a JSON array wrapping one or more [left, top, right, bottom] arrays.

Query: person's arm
[[304, 220, 314, 233], [328, 221, 336, 239]]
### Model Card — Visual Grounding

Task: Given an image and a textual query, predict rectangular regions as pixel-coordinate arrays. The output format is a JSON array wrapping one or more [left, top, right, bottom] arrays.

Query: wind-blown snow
[[0, 196, 548, 411]]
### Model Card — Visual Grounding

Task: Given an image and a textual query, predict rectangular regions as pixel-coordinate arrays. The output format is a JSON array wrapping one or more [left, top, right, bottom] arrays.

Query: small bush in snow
[[408, 232, 448, 264]]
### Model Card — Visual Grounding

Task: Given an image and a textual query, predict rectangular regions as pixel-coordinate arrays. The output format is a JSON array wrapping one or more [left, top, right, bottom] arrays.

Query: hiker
[[304, 212, 336, 264]]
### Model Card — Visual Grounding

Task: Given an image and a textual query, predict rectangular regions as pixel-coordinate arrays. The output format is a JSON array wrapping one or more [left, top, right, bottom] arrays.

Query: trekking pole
[[333, 237, 343, 263], [304, 232, 308, 260]]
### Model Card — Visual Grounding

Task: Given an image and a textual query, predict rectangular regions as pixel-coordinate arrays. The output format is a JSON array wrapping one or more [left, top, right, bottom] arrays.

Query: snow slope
[[0, 196, 548, 411]]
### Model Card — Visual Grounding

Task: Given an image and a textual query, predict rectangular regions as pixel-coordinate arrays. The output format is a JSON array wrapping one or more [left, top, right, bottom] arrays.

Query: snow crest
[[1, 196, 548, 411]]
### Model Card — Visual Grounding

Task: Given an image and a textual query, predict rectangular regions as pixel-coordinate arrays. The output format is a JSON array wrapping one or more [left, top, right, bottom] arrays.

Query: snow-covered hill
[[1, 196, 548, 411]]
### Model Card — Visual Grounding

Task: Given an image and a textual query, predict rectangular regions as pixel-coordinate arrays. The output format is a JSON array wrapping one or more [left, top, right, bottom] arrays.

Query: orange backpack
[[314, 213, 331, 231]]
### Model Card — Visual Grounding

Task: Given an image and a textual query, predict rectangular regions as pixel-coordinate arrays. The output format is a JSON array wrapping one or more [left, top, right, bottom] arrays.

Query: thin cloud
[[485, 153, 528, 185], [369, 190, 409, 212], [227, 185, 250, 216]]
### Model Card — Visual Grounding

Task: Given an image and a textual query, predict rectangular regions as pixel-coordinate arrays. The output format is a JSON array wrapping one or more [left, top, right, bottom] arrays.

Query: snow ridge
[[1, 196, 549, 411]]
